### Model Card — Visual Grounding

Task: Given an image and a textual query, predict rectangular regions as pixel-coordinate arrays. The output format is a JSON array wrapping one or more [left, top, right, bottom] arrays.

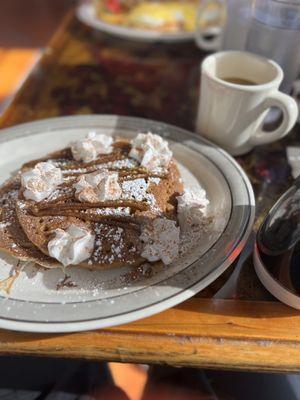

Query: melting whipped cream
[[140, 218, 180, 265], [71, 132, 113, 163], [21, 161, 63, 202], [74, 170, 121, 203], [176, 188, 209, 232], [129, 132, 172, 171], [48, 224, 95, 267]]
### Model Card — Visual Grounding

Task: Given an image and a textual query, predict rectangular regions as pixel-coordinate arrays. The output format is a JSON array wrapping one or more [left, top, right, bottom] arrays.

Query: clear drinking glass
[[246, 0, 300, 94]]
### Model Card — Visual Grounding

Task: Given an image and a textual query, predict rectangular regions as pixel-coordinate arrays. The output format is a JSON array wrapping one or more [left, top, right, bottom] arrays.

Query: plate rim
[[0, 114, 255, 332]]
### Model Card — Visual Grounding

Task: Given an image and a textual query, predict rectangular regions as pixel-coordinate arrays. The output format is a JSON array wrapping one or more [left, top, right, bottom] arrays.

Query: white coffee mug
[[196, 51, 299, 155]]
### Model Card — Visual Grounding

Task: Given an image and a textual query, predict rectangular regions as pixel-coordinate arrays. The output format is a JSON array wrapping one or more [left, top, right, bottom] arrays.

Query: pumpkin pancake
[[0, 176, 59, 268], [13, 138, 183, 269]]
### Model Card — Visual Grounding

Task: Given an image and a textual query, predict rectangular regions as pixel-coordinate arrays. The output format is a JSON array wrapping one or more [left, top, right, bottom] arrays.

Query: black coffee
[[222, 77, 257, 85]]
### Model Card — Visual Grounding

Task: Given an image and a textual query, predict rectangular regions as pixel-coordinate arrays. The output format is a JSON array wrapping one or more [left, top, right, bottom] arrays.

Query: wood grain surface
[[0, 299, 300, 372]]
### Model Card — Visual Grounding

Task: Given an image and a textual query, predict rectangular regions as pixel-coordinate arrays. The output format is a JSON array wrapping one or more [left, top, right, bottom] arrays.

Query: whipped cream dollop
[[74, 170, 122, 203], [129, 132, 172, 171], [48, 224, 95, 267], [176, 188, 209, 232], [21, 161, 63, 202], [140, 218, 180, 265], [71, 132, 113, 163]]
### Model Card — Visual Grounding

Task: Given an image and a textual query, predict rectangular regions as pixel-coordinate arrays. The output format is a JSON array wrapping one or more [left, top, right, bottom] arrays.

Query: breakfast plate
[[0, 115, 255, 332], [76, 1, 196, 42]]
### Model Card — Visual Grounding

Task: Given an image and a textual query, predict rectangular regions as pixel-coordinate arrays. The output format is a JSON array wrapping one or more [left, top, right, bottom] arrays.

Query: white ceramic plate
[[0, 115, 255, 332], [76, 1, 195, 42]]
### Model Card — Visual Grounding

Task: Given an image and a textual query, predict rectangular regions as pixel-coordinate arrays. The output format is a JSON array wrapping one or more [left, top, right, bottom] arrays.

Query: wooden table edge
[[0, 298, 298, 372]]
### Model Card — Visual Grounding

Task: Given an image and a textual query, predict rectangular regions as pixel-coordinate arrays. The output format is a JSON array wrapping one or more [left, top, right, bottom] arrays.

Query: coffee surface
[[222, 77, 257, 86]]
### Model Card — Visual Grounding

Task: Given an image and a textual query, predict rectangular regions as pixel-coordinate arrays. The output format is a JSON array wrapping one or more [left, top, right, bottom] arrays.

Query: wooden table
[[1, 11, 300, 373]]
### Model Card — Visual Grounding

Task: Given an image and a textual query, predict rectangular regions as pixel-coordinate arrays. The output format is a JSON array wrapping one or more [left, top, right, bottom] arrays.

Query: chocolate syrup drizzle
[[25, 142, 168, 230]]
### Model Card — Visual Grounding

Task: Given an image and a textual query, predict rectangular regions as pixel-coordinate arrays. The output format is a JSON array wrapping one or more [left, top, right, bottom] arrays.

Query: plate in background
[[76, 1, 195, 42]]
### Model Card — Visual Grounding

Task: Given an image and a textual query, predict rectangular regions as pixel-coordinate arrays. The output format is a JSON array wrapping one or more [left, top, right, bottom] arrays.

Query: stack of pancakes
[[0, 138, 183, 269]]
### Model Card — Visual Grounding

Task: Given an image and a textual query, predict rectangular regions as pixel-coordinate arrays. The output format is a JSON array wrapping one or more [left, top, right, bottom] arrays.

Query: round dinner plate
[[0, 115, 255, 332], [76, 1, 195, 42]]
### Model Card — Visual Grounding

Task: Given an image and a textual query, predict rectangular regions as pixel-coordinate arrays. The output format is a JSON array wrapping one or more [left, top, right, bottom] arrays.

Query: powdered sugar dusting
[[47, 186, 73, 201], [91, 225, 130, 265], [121, 178, 160, 212], [104, 158, 138, 170], [148, 177, 160, 185], [60, 158, 138, 175], [0, 222, 11, 229], [94, 207, 131, 217]]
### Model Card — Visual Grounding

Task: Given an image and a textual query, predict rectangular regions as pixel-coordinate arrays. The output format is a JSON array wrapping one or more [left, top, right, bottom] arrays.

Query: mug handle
[[250, 91, 298, 146], [195, 0, 225, 51], [292, 79, 300, 108]]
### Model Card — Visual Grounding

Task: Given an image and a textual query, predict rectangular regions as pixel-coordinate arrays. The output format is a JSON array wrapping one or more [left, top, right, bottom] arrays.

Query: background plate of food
[[0, 115, 254, 332], [77, 0, 199, 41]]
